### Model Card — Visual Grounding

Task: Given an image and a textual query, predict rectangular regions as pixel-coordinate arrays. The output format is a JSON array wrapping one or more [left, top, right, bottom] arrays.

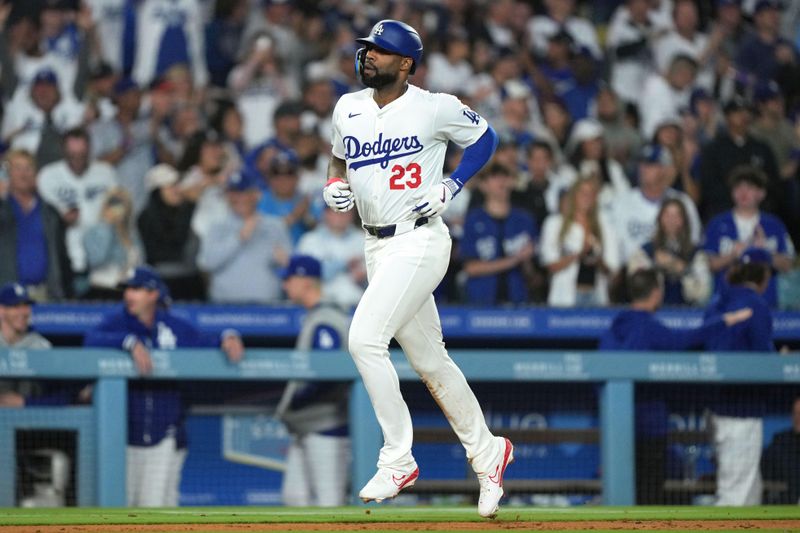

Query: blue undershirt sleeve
[[449, 126, 499, 190]]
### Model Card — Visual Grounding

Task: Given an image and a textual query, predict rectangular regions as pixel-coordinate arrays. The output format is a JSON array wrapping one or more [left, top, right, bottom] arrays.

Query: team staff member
[[322, 20, 512, 518], [703, 248, 776, 506], [599, 268, 752, 504], [0, 283, 52, 405], [277, 255, 351, 507], [84, 266, 244, 507]]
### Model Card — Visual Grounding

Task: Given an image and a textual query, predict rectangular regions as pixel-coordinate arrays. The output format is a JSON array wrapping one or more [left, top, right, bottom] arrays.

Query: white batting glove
[[412, 177, 461, 218], [323, 178, 355, 212]]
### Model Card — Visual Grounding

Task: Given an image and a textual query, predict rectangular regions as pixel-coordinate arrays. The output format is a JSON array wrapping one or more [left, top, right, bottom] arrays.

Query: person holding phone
[[83, 187, 143, 299]]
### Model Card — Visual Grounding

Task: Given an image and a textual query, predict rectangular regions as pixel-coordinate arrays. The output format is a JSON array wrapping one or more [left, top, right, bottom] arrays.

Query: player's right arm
[[323, 156, 354, 212], [323, 99, 354, 212], [327, 156, 347, 183]]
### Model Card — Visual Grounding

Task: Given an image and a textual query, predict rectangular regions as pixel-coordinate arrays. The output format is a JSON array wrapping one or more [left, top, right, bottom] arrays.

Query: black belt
[[363, 217, 429, 239]]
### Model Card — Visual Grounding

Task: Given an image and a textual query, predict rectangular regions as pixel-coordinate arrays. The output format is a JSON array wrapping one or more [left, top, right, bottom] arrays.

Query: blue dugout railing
[[1, 348, 799, 507]]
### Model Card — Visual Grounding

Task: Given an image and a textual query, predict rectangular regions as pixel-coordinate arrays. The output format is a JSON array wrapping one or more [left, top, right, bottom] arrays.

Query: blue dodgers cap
[[282, 255, 322, 279], [0, 283, 34, 306], [638, 143, 672, 165], [226, 170, 259, 192], [123, 266, 163, 291], [740, 247, 772, 265], [269, 151, 299, 175], [32, 68, 58, 86]]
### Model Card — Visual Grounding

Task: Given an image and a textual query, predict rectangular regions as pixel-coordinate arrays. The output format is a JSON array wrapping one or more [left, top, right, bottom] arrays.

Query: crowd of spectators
[[0, 0, 798, 309]]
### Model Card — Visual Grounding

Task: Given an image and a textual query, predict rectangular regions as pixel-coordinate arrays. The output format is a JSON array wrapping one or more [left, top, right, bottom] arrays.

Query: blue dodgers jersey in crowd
[[460, 207, 537, 305], [702, 211, 794, 307], [703, 285, 774, 353], [84, 307, 223, 448]]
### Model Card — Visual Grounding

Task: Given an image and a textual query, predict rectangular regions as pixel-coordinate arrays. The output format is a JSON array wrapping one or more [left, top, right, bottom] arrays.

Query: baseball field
[[1, 505, 799, 532]]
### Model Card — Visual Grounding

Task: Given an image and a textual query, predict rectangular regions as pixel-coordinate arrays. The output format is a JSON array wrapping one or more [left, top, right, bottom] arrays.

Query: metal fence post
[[600, 379, 635, 505], [94, 377, 127, 507]]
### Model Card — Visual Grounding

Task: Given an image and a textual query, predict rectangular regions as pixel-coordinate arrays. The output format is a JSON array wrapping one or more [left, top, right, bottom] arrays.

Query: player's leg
[[394, 298, 495, 469], [394, 297, 514, 517], [126, 445, 144, 506], [349, 223, 450, 467], [348, 220, 451, 497], [163, 446, 187, 507], [282, 435, 312, 506], [306, 433, 352, 506], [713, 415, 763, 505], [137, 435, 178, 507]]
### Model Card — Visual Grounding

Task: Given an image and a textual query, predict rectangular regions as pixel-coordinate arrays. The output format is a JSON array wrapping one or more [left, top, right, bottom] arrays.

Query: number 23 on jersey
[[389, 162, 422, 190]]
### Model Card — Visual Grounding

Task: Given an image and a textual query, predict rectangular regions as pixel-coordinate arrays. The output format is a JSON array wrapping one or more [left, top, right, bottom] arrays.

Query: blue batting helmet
[[355, 20, 423, 76]]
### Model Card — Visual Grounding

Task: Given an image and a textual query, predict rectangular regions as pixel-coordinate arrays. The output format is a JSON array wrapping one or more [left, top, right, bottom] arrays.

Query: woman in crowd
[[540, 177, 620, 306], [628, 198, 711, 306], [83, 187, 143, 300]]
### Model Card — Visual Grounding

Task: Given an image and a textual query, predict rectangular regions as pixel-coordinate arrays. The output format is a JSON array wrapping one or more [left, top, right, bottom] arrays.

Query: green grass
[[0, 505, 799, 526]]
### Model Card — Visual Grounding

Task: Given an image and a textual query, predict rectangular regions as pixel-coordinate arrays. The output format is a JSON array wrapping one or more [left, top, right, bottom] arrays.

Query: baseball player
[[84, 266, 244, 507], [322, 20, 512, 518], [277, 255, 351, 507], [703, 248, 776, 506]]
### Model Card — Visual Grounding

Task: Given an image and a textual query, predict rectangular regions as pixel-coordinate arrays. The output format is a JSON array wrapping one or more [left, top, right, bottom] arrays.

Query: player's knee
[[409, 356, 444, 378], [348, 328, 378, 358]]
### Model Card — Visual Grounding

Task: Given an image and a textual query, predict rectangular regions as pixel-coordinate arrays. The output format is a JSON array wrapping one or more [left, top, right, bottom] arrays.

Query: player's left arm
[[447, 126, 499, 193], [412, 126, 499, 217]]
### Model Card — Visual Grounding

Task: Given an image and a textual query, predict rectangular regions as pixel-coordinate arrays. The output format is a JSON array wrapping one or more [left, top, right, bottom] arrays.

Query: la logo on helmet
[[374, 23, 384, 35]]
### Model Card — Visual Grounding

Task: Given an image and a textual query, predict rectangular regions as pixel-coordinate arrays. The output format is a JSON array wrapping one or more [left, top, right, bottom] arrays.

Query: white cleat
[[359, 466, 419, 503], [477, 437, 514, 518]]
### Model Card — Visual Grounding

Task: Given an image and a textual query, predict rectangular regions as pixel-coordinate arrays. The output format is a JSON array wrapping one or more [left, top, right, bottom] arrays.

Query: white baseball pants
[[713, 415, 763, 506], [348, 217, 497, 474], [126, 435, 187, 507], [281, 433, 351, 506]]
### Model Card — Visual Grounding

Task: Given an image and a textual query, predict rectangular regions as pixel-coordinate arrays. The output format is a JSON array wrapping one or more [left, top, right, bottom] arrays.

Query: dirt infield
[[3, 520, 799, 532]]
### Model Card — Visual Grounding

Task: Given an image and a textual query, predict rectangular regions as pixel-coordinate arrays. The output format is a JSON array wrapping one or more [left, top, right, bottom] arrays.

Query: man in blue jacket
[[600, 268, 751, 352], [599, 268, 751, 503], [702, 248, 776, 506], [84, 266, 244, 507]]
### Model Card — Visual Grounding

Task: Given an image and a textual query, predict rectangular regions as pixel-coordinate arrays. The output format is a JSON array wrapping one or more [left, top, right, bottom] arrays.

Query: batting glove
[[323, 177, 355, 212], [412, 177, 462, 218]]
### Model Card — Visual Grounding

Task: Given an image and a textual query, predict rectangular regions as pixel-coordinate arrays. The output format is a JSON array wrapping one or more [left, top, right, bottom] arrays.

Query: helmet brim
[[355, 37, 405, 58]]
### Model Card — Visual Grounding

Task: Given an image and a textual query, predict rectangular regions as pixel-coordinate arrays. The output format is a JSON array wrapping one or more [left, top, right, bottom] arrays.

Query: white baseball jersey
[[38, 160, 118, 272], [331, 85, 487, 226]]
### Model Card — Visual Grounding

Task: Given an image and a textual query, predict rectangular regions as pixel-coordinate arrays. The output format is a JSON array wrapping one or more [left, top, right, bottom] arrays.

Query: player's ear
[[400, 56, 413, 73]]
